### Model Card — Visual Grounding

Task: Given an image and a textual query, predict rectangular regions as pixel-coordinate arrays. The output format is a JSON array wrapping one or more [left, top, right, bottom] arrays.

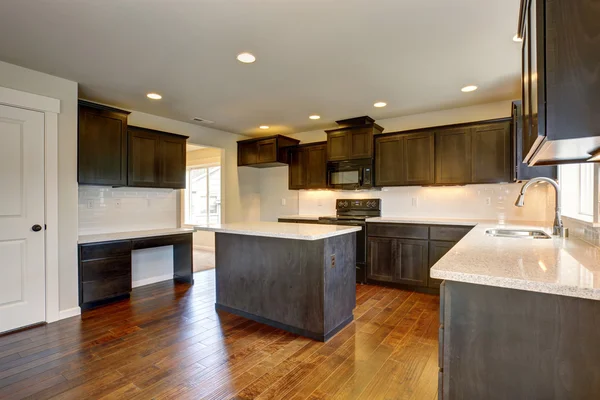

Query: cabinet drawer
[[80, 240, 132, 261], [82, 275, 131, 303], [429, 225, 472, 242], [81, 256, 131, 282], [367, 223, 428, 240]]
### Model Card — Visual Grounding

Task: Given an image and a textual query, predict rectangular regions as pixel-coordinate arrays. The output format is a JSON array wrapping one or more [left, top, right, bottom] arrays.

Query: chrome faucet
[[515, 177, 567, 237]]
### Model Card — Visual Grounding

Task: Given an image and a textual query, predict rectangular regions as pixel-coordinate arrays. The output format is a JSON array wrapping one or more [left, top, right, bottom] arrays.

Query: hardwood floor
[[0, 270, 439, 399]]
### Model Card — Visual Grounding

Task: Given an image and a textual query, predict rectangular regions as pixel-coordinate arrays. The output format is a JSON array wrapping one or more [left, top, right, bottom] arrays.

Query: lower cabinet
[[367, 223, 472, 291], [367, 237, 428, 286]]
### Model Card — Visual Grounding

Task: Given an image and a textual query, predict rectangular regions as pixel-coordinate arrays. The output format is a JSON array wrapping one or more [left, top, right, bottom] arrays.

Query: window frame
[[559, 163, 599, 225], [184, 162, 222, 226]]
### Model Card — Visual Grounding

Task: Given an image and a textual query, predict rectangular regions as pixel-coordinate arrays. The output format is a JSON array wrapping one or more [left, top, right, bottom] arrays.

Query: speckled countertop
[[366, 216, 481, 226], [78, 228, 194, 244], [429, 221, 600, 300], [278, 215, 324, 221], [194, 222, 361, 241]]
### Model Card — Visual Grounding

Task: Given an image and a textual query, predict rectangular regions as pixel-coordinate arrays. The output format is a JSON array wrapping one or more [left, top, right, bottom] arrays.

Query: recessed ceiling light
[[147, 93, 162, 100], [309, 115, 321, 120], [237, 52, 256, 63], [513, 34, 523, 43], [259, 125, 269, 129], [374, 102, 387, 108], [461, 85, 478, 93]]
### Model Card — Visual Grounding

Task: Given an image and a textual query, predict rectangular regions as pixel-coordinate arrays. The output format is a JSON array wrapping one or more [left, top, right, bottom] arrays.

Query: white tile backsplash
[[298, 183, 553, 222], [78, 186, 178, 235]]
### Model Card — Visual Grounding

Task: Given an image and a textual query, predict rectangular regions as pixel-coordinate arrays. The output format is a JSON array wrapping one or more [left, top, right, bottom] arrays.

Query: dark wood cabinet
[[435, 127, 472, 185], [375, 131, 434, 186], [428, 241, 455, 288], [128, 126, 188, 189], [519, 0, 600, 165], [512, 101, 557, 181], [471, 122, 512, 183], [128, 127, 160, 187], [367, 236, 428, 287], [238, 135, 300, 168], [288, 147, 307, 190], [326, 116, 383, 162], [367, 223, 472, 292], [78, 101, 129, 186], [288, 142, 327, 190], [306, 144, 327, 189], [375, 135, 404, 186]]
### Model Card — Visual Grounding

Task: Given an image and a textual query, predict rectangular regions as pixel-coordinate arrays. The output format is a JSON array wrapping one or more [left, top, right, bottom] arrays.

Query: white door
[[0, 104, 46, 333]]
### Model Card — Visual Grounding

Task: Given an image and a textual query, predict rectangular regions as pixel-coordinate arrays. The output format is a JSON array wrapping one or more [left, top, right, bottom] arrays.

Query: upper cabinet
[[77, 100, 188, 189], [128, 126, 187, 189], [374, 120, 513, 187], [326, 116, 383, 162], [519, 0, 600, 165], [78, 101, 129, 186], [288, 142, 327, 190], [237, 135, 300, 168], [512, 101, 557, 181]]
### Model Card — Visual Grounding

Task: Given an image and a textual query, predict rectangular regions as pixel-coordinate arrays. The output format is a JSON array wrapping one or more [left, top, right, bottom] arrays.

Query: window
[[560, 163, 598, 223], [184, 165, 221, 225]]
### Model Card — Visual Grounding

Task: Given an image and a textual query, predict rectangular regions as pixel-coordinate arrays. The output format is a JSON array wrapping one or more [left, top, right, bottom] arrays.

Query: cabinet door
[[306, 145, 327, 189], [428, 241, 455, 288], [327, 131, 350, 161], [257, 138, 278, 164], [238, 142, 258, 166], [288, 147, 307, 190], [395, 239, 429, 286], [471, 122, 512, 183], [367, 237, 396, 282], [349, 128, 373, 159], [160, 135, 187, 189], [128, 128, 160, 187], [404, 132, 435, 185], [78, 104, 128, 186], [375, 135, 404, 186], [435, 128, 472, 184]]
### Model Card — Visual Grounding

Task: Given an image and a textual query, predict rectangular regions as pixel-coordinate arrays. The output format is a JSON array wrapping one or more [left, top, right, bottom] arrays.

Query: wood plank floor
[[0, 270, 440, 399]]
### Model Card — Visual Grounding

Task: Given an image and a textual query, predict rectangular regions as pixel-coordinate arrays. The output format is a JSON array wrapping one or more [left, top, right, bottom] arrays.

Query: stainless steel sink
[[485, 229, 552, 239]]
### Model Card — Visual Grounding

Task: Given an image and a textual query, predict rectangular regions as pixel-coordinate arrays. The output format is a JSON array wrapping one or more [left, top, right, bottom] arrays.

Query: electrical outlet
[[330, 254, 336, 268], [485, 197, 492, 206], [281, 198, 286, 206], [318, 199, 323, 206], [86, 200, 94, 209], [147, 199, 152, 207], [115, 199, 122, 209], [412, 197, 418, 207]]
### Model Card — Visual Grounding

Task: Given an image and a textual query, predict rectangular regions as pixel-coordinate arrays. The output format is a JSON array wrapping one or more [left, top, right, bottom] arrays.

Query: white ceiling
[[0, 0, 521, 137]]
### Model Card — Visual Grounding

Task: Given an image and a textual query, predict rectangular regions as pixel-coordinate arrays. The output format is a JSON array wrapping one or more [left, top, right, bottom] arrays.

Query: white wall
[[260, 100, 554, 223], [0, 61, 79, 312]]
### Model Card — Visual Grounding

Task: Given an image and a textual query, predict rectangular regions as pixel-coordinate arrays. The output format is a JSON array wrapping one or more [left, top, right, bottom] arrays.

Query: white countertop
[[430, 222, 600, 300], [195, 222, 361, 241], [78, 228, 194, 244]]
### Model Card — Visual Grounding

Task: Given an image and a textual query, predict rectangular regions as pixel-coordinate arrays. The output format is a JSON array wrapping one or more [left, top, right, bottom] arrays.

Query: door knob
[[32, 225, 42, 232]]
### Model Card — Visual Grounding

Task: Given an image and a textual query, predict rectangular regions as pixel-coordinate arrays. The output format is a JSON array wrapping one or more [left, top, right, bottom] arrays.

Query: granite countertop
[[195, 222, 361, 241], [430, 221, 600, 301], [78, 228, 194, 244], [366, 216, 482, 226]]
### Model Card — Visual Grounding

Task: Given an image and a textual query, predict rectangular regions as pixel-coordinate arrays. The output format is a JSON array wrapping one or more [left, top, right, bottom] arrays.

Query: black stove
[[318, 199, 381, 283]]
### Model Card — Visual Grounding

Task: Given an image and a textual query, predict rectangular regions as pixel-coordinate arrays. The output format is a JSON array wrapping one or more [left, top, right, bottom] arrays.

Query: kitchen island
[[195, 222, 361, 341], [430, 222, 600, 399]]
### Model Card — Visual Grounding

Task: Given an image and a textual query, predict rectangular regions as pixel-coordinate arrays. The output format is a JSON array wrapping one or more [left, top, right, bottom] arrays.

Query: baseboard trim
[[132, 274, 173, 288], [59, 307, 81, 320], [194, 245, 215, 252]]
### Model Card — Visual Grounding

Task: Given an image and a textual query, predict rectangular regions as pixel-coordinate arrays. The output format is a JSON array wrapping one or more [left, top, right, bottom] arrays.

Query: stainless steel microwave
[[327, 159, 373, 190]]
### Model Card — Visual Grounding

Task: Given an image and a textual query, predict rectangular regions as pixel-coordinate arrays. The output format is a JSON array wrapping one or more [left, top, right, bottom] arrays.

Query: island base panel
[[215, 232, 356, 341], [216, 303, 353, 342], [441, 281, 600, 399]]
